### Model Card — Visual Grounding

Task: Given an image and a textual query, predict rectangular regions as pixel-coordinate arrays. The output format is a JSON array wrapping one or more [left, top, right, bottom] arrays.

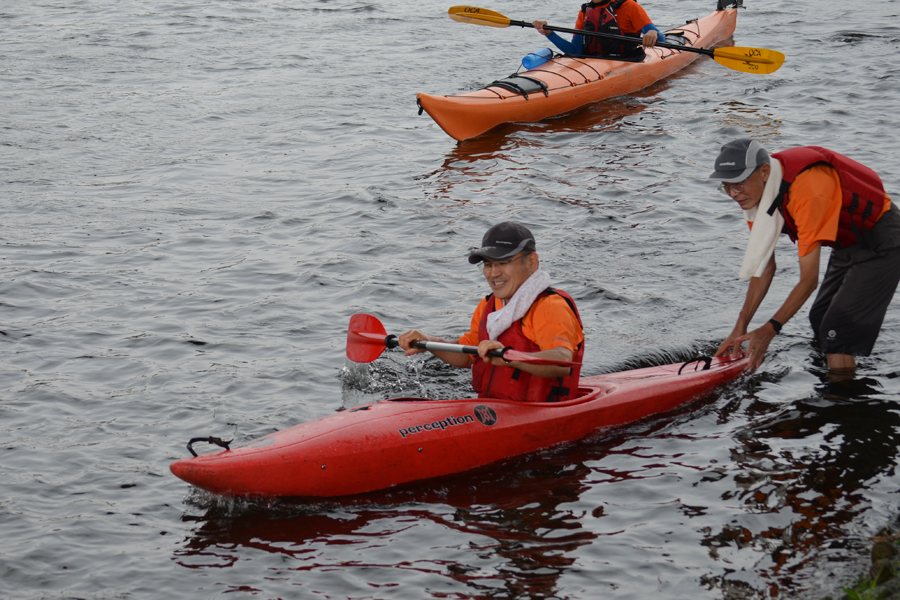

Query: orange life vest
[[580, 0, 641, 58], [769, 146, 887, 249], [472, 288, 584, 402]]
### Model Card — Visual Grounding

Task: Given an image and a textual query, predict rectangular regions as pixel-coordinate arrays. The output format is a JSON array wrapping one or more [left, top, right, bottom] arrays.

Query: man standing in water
[[398, 221, 584, 402], [710, 138, 900, 376]]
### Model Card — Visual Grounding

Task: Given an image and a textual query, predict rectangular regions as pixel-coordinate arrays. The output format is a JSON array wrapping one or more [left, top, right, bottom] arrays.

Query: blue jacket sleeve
[[549, 26, 664, 54], [640, 23, 666, 44], [545, 31, 583, 55]]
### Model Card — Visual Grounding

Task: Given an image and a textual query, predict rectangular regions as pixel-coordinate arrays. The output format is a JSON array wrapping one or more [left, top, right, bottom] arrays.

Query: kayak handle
[[187, 436, 233, 457], [678, 356, 712, 375]]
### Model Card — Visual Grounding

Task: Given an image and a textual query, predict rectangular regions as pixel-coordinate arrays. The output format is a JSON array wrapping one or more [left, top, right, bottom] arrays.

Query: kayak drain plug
[[187, 436, 233, 457]]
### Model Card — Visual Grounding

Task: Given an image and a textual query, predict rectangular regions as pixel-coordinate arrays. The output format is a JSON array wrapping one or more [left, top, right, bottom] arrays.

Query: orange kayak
[[170, 356, 748, 498], [417, 7, 737, 141]]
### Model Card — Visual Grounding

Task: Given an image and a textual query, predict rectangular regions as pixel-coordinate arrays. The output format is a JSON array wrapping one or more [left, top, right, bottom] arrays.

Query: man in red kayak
[[398, 222, 585, 402], [532, 0, 665, 60], [710, 138, 900, 376]]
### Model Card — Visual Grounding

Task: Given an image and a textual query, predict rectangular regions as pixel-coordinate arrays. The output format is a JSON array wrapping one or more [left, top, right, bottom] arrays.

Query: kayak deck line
[[497, 31, 702, 94], [170, 356, 750, 499], [416, 8, 736, 140], [437, 27, 705, 98]]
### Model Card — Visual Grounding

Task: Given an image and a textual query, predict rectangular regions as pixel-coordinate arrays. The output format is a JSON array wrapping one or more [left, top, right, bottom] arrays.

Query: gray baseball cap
[[709, 138, 770, 182], [468, 221, 536, 264]]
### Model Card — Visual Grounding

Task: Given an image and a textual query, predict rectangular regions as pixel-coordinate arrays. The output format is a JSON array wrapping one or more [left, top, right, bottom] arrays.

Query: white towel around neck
[[739, 158, 784, 281], [486, 269, 552, 340]]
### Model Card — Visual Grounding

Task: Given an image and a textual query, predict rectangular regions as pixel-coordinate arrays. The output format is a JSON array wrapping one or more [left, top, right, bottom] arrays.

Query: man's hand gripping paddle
[[346, 313, 578, 367]]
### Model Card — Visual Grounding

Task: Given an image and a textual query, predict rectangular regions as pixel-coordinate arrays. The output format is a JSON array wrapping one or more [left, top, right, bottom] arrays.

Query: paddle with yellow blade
[[448, 5, 785, 74]]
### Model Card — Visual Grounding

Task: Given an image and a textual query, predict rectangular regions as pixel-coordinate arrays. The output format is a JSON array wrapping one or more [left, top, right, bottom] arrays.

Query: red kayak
[[170, 355, 749, 498]]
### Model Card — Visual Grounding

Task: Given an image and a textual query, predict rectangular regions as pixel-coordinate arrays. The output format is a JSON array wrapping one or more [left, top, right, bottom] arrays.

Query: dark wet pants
[[810, 204, 900, 355]]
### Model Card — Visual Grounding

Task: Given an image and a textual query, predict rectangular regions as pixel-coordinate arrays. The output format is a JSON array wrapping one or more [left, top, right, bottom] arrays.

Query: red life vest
[[472, 288, 584, 402], [769, 146, 887, 249], [580, 0, 642, 58]]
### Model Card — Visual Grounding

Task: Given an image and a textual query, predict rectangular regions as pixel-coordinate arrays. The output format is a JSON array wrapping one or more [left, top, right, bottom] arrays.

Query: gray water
[[3, 0, 900, 598]]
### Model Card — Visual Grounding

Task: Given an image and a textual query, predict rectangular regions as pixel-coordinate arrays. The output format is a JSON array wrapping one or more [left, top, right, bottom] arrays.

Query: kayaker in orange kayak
[[398, 222, 585, 402], [709, 138, 900, 377], [532, 0, 665, 59]]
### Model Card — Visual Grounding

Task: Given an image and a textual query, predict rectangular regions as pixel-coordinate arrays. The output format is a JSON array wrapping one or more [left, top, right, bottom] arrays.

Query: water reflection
[[175, 456, 601, 597], [711, 100, 783, 141], [453, 98, 649, 158], [425, 98, 649, 204], [702, 379, 900, 598]]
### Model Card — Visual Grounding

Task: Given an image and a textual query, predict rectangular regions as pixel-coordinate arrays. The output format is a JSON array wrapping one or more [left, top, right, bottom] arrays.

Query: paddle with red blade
[[346, 313, 578, 367]]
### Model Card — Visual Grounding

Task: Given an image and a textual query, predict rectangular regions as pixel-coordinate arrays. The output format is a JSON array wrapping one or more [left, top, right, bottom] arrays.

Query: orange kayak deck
[[417, 8, 737, 141]]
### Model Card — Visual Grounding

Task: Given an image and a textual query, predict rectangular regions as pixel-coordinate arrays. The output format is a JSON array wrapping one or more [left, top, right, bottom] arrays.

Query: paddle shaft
[[347, 314, 578, 367], [511, 19, 719, 59], [385, 334, 511, 361]]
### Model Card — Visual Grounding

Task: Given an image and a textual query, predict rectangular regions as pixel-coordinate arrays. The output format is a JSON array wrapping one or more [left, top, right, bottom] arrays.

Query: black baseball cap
[[709, 138, 770, 182], [468, 221, 536, 264]]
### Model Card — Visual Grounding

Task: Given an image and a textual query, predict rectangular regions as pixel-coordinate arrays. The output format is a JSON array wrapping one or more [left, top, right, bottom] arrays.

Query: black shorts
[[809, 204, 900, 355]]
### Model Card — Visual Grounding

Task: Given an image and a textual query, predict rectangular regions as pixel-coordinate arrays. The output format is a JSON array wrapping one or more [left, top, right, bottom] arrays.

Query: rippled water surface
[[4, 0, 900, 598]]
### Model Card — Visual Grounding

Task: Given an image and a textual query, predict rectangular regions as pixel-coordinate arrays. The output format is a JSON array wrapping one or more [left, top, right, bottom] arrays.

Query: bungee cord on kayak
[[186, 436, 233, 457]]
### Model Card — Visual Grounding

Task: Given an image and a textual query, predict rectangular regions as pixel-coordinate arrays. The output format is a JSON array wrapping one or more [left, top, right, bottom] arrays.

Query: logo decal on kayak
[[397, 414, 475, 439], [474, 405, 498, 426]]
